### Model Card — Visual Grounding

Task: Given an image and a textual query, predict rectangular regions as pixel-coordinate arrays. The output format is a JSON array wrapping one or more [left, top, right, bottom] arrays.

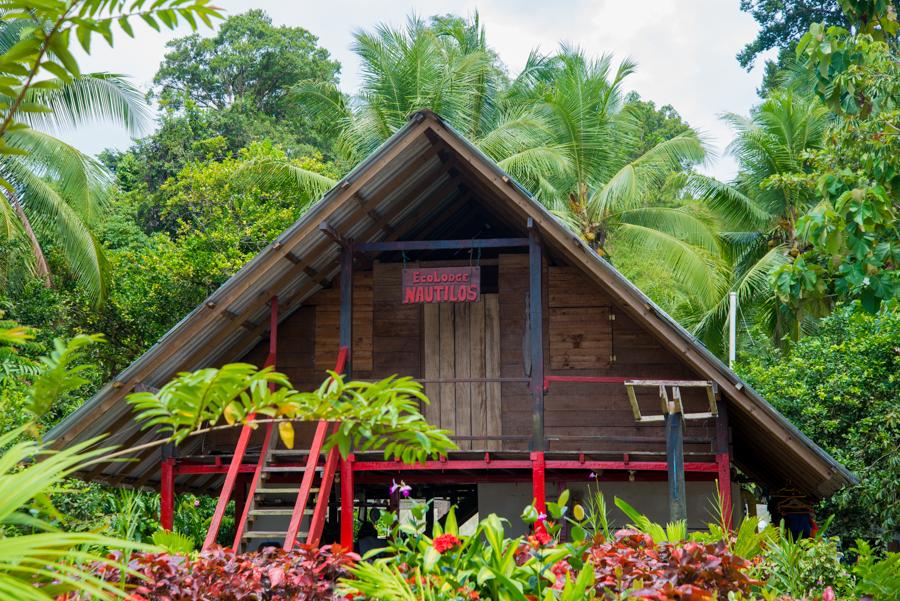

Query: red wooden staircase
[[201, 298, 348, 552]]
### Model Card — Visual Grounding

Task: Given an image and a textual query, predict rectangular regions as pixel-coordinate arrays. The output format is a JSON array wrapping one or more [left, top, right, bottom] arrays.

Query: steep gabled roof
[[48, 110, 855, 496]]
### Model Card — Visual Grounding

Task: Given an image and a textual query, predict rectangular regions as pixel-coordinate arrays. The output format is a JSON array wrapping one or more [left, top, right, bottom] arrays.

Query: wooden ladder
[[204, 345, 347, 552]]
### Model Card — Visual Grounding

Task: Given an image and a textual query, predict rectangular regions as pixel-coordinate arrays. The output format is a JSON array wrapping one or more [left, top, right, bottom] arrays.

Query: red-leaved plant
[[62, 544, 357, 601], [588, 529, 761, 600]]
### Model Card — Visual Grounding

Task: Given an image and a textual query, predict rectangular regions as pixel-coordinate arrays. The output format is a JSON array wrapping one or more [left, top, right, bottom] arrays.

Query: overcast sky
[[64, 0, 774, 181]]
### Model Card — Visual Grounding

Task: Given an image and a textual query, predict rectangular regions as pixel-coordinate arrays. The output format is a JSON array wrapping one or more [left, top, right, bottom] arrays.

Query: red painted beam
[[543, 375, 635, 393], [548, 460, 719, 472], [284, 420, 331, 550], [232, 422, 274, 548], [160, 457, 175, 530], [307, 424, 341, 546], [350, 459, 719, 473], [351, 471, 719, 485], [352, 459, 533, 471]]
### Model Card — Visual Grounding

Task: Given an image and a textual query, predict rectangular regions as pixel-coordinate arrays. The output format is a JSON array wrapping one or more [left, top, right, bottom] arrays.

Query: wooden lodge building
[[48, 110, 854, 550]]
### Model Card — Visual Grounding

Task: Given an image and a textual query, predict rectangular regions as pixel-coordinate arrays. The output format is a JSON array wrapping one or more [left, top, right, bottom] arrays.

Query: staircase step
[[250, 508, 312, 517], [269, 449, 314, 455], [256, 486, 319, 495], [241, 530, 304, 539], [262, 466, 324, 473]]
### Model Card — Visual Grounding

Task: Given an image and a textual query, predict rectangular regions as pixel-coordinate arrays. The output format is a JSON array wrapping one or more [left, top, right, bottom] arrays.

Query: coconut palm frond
[[496, 146, 571, 194], [290, 79, 352, 141], [688, 173, 773, 230], [233, 157, 337, 206], [616, 206, 720, 254], [614, 223, 724, 307], [593, 134, 704, 216], [689, 245, 789, 352], [11, 168, 110, 305], [20, 72, 150, 136], [3, 128, 112, 225]]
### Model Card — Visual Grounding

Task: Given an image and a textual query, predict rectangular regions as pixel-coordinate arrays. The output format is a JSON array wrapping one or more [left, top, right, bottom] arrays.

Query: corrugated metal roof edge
[[423, 111, 857, 491], [48, 109, 857, 494], [46, 116, 426, 445]]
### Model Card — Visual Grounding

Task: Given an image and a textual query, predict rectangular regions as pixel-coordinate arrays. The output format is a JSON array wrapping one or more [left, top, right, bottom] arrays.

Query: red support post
[[160, 455, 175, 530], [340, 454, 355, 550], [716, 401, 733, 529], [531, 451, 546, 531]]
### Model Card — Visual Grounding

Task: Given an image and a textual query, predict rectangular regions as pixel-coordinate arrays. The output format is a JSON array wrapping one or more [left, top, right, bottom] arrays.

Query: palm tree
[[516, 47, 721, 307], [277, 14, 568, 195], [687, 91, 831, 350], [0, 20, 149, 304], [253, 20, 719, 310]]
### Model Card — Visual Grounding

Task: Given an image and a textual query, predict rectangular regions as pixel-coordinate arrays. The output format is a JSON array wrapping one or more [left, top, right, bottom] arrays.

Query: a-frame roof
[[48, 110, 855, 497]]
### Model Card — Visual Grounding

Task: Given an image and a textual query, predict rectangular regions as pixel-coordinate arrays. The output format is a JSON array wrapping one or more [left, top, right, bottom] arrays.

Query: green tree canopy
[[737, 0, 849, 70], [153, 9, 340, 118], [739, 303, 899, 547], [106, 10, 342, 192]]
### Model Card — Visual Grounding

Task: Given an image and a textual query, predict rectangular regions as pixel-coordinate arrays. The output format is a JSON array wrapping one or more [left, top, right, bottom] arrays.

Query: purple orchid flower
[[390, 479, 412, 498]]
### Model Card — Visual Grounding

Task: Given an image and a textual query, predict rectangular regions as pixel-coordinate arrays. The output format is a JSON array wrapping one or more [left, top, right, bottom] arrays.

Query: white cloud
[[62, 0, 772, 181]]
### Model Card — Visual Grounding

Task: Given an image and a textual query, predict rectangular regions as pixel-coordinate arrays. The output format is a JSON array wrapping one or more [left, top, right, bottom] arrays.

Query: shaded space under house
[[47, 110, 856, 551]]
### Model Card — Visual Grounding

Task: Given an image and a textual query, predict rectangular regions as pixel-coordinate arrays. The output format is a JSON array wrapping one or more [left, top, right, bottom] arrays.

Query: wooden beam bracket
[[319, 222, 351, 248]]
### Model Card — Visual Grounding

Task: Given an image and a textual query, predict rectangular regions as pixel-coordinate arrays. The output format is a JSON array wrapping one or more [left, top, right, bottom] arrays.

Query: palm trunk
[[4, 189, 52, 287]]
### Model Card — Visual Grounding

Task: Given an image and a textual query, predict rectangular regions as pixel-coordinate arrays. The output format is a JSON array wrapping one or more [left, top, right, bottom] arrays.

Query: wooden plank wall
[[540, 266, 714, 454], [372, 262, 421, 377], [498, 254, 537, 450], [549, 267, 612, 370], [423, 296, 502, 450], [228, 256, 713, 457], [311, 272, 374, 374]]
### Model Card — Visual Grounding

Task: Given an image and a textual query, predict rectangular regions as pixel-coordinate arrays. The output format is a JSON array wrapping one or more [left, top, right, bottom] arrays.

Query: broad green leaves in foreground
[[0, 428, 151, 601], [0, 326, 150, 600], [127, 363, 457, 463]]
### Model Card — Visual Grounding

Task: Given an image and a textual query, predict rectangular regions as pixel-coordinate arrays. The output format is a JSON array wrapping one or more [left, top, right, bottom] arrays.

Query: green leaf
[[422, 546, 441, 571], [118, 16, 134, 37]]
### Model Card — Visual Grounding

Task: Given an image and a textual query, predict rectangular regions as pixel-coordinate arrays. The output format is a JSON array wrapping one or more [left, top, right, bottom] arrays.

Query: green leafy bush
[[738, 303, 899, 546]]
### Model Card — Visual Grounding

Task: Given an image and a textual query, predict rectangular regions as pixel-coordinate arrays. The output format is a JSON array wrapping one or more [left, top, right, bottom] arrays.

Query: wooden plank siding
[[541, 267, 714, 454], [423, 294, 502, 450], [311, 272, 373, 374], [234, 255, 713, 456]]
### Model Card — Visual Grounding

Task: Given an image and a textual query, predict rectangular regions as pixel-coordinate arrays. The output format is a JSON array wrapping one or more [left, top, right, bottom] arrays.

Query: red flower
[[533, 528, 552, 546], [433, 533, 462, 554]]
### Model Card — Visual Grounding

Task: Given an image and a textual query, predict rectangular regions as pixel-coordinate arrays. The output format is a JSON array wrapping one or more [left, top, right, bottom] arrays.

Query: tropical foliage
[[0, 4, 898, 599], [70, 545, 357, 600], [739, 303, 899, 548], [0, 0, 220, 304], [0, 326, 151, 600], [127, 363, 457, 462], [340, 489, 900, 600]]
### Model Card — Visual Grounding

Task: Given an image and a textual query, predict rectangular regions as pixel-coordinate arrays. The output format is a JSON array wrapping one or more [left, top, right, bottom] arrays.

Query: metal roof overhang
[[46, 110, 856, 497]]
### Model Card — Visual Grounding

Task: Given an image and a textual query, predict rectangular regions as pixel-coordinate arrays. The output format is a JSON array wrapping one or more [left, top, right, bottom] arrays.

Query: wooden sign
[[402, 266, 480, 304]]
